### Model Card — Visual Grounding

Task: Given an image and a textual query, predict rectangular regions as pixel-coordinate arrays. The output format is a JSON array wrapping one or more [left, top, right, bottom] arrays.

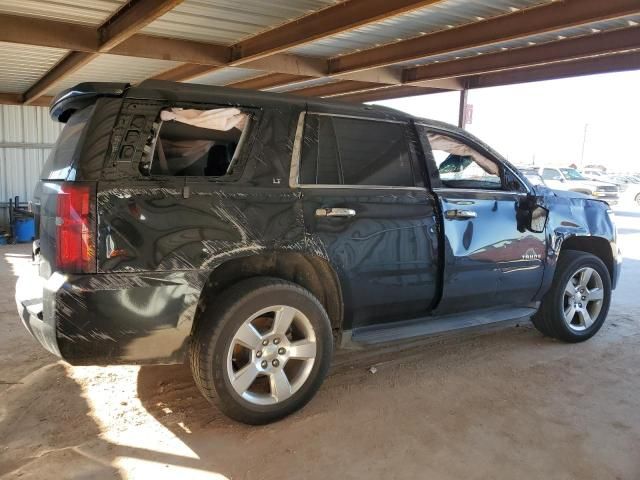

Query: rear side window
[[299, 114, 414, 187], [150, 107, 252, 177], [42, 105, 95, 180]]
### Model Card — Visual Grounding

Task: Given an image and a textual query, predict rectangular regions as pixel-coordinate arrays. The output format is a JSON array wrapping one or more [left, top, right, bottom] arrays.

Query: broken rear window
[[149, 107, 252, 177]]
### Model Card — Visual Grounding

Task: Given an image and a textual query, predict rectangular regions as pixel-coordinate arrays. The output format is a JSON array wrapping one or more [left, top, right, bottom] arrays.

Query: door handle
[[315, 207, 357, 218], [445, 209, 477, 220]]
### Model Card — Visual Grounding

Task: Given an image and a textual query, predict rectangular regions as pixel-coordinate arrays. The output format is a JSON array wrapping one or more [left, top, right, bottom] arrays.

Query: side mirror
[[516, 195, 548, 233], [528, 205, 548, 233]]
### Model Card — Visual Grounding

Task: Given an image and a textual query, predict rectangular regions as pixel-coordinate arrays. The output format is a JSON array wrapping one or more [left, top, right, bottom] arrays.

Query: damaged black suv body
[[16, 81, 621, 424]]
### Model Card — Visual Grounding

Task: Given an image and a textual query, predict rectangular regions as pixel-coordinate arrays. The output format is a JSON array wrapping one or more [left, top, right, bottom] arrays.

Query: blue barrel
[[14, 217, 35, 243]]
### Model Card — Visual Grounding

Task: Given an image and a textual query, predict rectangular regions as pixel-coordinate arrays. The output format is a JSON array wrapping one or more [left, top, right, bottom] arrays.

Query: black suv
[[16, 81, 621, 424]]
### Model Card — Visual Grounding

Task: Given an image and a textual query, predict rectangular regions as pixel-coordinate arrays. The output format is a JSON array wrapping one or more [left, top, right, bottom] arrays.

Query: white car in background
[[527, 166, 620, 205], [582, 170, 640, 208]]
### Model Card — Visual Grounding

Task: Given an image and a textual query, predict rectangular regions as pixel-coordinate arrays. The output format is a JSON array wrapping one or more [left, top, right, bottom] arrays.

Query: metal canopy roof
[[0, 0, 638, 107]]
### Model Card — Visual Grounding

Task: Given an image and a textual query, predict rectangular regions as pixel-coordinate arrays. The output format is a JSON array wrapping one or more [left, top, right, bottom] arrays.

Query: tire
[[532, 251, 611, 343], [635, 193, 640, 207], [190, 277, 333, 424]]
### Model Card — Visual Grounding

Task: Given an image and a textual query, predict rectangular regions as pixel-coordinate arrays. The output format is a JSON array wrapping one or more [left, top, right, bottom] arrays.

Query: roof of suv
[[51, 80, 415, 124]]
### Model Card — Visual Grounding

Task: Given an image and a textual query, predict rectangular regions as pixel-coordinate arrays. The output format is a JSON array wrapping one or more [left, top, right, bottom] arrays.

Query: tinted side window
[[299, 114, 414, 187], [299, 114, 340, 184]]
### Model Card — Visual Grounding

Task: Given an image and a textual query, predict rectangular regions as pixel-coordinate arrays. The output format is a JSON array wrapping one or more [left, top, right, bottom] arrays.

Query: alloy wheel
[[226, 305, 317, 405], [562, 267, 605, 332]]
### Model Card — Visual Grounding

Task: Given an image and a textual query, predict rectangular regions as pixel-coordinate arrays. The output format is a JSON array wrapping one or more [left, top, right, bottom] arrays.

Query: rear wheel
[[532, 251, 611, 342], [635, 192, 640, 207], [191, 277, 333, 424]]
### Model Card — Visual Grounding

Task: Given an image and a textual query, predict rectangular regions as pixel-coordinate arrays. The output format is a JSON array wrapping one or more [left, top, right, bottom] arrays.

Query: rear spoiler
[[50, 82, 130, 122]]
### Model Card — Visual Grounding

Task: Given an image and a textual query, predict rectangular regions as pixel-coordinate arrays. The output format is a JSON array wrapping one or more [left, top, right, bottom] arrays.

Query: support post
[[458, 88, 468, 129]]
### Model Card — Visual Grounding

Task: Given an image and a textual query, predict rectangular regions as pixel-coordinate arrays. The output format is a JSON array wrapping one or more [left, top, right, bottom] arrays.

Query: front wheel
[[191, 277, 333, 424], [532, 251, 611, 342], [635, 192, 640, 207]]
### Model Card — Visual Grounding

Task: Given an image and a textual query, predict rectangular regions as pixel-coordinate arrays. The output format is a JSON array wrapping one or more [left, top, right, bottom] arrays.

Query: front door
[[293, 112, 441, 330], [416, 125, 546, 315]]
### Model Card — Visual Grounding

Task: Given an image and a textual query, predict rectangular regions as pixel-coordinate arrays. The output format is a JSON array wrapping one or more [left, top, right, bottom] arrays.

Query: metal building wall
[[0, 105, 62, 227]]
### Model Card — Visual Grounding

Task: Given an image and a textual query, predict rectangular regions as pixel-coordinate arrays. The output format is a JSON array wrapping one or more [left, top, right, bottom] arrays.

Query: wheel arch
[[193, 252, 344, 333], [559, 235, 614, 283]]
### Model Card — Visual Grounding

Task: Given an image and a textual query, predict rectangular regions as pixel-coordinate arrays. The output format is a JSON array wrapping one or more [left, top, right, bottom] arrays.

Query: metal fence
[[0, 104, 62, 228]]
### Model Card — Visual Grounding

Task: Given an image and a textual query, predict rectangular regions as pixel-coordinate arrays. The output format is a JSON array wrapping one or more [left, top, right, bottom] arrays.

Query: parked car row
[[582, 170, 640, 207], [517, 166, 621, 205]]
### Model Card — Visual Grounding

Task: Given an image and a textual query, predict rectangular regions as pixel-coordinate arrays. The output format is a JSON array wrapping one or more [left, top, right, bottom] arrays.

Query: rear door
[[416, 125, 546, 314], [293, 112, 440, 331]]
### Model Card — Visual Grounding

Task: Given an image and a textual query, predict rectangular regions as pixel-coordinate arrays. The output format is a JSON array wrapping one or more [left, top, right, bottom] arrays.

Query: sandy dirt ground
[[1, 206, 639, 480]]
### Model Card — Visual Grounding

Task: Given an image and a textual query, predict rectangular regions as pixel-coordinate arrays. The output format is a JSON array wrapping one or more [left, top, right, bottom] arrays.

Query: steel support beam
[[153, 0, 447, 83], [0, 13, 229, 65], [232, 0, 445, 63], [227, 73, 314, 90], [99, 0, 185, 51], [329, 0, 640, 75], [466, 50, 640, 88], [24, 52, 96, 105], [0, 94, 55, 107], [23, 0, 185, 104], [335, 85, 444, 103], [289, 80, 384, 98], [404, 27, 640, 83], [0, 14, 98, 51]]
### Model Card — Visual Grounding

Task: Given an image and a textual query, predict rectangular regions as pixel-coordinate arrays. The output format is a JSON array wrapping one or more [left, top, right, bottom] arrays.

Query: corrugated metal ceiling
[[399, 14, 640, 68], [290, 0, 553, 58], [47, 54, 182, 96], [187, 67, 266, 86], [142, 0, 340, 45], [0, 42, 68, 93], [0, 0, 125, 25], [0, 0, 636, 100]]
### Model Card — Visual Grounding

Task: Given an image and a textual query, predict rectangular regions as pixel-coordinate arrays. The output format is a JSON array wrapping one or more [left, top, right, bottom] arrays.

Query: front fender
[[533, 192, 619, 300]]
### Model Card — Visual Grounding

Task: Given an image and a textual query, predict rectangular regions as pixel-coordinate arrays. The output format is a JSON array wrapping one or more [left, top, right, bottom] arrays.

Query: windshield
[[559, 168, 587, 180]]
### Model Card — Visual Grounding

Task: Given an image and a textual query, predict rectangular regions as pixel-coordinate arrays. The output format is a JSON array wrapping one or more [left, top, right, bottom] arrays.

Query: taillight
[[56, 183, 95, 273]]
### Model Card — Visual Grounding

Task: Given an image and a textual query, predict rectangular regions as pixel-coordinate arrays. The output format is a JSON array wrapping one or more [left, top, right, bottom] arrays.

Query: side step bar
[[346, 306, 537, 347]]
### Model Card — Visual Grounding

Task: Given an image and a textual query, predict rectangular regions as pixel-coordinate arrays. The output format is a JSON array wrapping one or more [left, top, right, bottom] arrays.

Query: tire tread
[[190, 276, 332, 424]]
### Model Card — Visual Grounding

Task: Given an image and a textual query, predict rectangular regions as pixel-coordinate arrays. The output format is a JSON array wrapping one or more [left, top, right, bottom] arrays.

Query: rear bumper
[[16, 266, 208, 365], [15, 268, 61, 357]]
